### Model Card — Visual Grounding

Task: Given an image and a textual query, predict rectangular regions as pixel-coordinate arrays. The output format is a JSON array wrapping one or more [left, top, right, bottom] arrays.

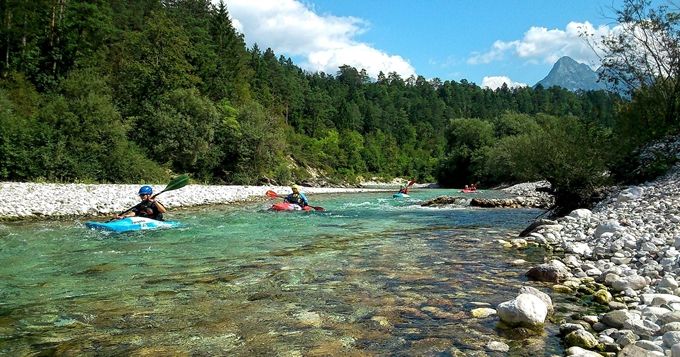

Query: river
[[0, 189, 577, 356]]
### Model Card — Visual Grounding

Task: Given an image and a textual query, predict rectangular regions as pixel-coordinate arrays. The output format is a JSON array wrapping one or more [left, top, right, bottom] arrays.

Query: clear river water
[[0, 189, 582, 356]]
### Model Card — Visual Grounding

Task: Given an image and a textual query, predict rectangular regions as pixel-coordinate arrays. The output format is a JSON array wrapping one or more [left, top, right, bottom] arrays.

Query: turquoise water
[[0, 189, 567, 356]]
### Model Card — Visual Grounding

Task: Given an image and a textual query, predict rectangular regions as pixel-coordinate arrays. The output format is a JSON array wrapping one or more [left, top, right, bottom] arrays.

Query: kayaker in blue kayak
[[397, 179, 416, 195], [398, 184, 410, 194], [116, 186, 167, 221]]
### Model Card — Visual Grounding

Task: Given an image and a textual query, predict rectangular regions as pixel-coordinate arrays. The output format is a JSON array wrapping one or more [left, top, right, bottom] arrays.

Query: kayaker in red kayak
[[271, 184, 309, 208], [116, 185, 167, 220], [462, 183, 478, 193], [266, 186, 326, 211]]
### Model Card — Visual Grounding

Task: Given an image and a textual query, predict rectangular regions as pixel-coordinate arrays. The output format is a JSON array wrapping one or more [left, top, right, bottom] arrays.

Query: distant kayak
[[392, 192, 410, 198], [460, 189, 478, 193], [85, 217, 180, 233], [271, 202, 313, 211]]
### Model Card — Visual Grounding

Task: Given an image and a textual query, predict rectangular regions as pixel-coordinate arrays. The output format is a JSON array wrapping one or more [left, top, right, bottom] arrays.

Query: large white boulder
[[594, 220, 624, 238], [519, 286, 554, 314], [568, 208, 592, 220], [618, 186, 643, 202], [497, 293, 548, 328]]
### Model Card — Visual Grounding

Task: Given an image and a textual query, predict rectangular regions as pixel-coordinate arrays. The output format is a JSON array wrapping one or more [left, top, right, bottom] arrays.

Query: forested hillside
[[1, 0, 677, 212]]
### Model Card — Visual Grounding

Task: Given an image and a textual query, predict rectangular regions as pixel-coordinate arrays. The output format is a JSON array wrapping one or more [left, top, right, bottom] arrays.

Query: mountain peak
[[535, 56, 606, 92], [555, 56, 579, 65]]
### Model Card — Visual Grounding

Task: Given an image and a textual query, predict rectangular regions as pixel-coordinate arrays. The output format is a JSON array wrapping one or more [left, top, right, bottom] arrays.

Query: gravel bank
[[0, 182, 389, 220], [519, 167, 680, 355]]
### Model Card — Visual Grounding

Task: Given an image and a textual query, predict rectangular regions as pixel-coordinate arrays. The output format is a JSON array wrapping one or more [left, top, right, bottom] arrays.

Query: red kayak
[[460, 189, 478, 193], [271, 202, 313, 211]]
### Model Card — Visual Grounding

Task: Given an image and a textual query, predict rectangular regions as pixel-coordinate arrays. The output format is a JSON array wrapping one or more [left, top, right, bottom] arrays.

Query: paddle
[[115, 174, 190, 218], [265, 189, 325, 211]]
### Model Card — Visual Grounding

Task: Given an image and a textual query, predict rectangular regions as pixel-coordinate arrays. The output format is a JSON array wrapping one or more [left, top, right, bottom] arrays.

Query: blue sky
[[225, 0, 626, 89]]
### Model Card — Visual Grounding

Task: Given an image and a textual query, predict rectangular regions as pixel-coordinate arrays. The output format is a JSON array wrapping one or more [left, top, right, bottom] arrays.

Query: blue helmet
[[138, 185, 153, 195]]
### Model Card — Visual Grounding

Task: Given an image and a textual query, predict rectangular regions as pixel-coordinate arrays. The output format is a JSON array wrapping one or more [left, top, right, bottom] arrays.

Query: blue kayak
[[85, 217, 180, 233], [392, 192, 410, 198]]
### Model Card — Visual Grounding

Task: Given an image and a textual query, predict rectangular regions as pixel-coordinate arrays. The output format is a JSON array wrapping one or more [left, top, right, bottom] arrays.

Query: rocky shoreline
[[421, 180, 555, 209], [0, 182, 390, 220], [499, 167, 680, 356]]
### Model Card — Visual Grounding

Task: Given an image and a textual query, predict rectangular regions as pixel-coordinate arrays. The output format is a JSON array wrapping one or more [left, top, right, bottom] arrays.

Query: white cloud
[[481, 76, 527, 90], [224, 0, 416, 78], [468, 21, 614, 69]]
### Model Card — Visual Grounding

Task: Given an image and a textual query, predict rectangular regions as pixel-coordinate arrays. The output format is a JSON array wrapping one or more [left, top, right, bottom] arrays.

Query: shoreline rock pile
[[513, 167, 680, 356], [421, 181, 554, 208]]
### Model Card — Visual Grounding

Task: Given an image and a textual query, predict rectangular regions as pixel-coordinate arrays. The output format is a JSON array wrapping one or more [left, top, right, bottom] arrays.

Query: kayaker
[[116, 186, 167, 220], [282, 184, 309, 207], [398, 183, 409, 194]]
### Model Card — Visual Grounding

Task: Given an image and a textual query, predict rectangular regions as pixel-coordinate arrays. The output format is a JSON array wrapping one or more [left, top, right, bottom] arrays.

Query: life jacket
[[133, 200, 164, 220], [285, 193, 307, 206]]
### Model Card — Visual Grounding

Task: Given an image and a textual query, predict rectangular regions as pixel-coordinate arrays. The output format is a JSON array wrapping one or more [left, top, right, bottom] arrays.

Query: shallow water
[[0, 189, 569, 356]]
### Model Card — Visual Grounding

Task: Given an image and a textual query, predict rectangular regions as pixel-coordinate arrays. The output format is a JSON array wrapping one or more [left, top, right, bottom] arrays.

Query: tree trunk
[[3, 7, 11, 71], [50, 0, 66, 76]]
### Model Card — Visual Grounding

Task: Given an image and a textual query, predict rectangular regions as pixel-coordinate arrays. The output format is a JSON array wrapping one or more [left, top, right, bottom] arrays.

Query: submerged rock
[[470, 308, 497, 318], [526, 260, 571, 283], [564, 329, 598, 349], [420, 196, 469, 207], [485, 341, 509, 352], [470, 197, 552, 209]]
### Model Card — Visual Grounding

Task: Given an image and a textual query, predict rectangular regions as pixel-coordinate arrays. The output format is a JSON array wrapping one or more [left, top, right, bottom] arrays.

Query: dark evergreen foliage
[[0, 0, 654, 213]]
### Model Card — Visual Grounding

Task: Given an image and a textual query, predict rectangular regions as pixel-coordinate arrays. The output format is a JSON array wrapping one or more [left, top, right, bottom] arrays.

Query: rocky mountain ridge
[[536, 56, 607, 92]]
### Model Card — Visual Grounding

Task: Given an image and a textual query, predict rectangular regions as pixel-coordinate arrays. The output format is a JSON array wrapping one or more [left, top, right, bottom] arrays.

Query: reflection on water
[[0, 190, 566, 356]]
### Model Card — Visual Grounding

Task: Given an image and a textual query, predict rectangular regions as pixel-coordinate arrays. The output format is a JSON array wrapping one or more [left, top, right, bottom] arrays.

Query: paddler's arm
[[115, 206, 138, 219], [151, 199, 167, 213]]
